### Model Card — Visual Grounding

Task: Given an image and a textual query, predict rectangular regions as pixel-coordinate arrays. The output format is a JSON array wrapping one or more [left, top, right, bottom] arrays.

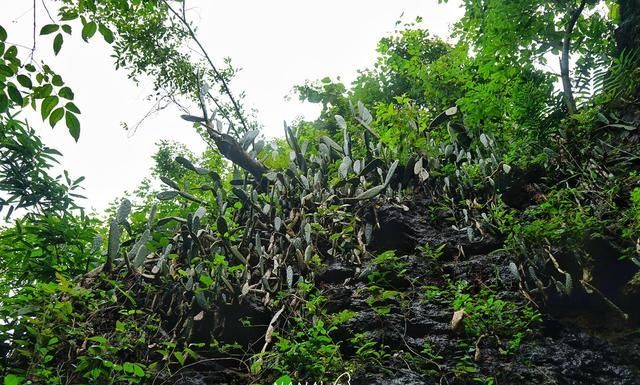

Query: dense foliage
[[1, 0, 639, 384]]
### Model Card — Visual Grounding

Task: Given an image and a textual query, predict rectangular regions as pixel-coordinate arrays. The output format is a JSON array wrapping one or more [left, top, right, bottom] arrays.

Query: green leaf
[[59, 86, 74, 100], [61, 24, 72, 34], [4, 45, 17, 59], [65, 102, 81, 113], [180, 114, 205, 122], [0, 25, 7, 41], [133, 364, 145, 377], [53, 33, 63, 55], [98, 24, 114, 43], [81, 21, 97, 42], [275, 375, 292, 385], [199, 274, 213, 287], [353, 184, 386, 200], [0, 93, 9, 113], [65, 111, 80, 141], [49, 107, 64, 128], [156, 191, 179, 200], [175, 156, 197, 171], [88, 336, 108, 344], [0, 64, 13, 77], [173, 351, 186, 365], [160, 176, 180, 190], [123, 362, 135, 373], [40, 24, 59, 35], [4, 374, 23, 385], [7, 85, 23, 105], [16, 74, 32, 88], [384, 160, 399, 187], [41, 95, 59, 120], [52, 74, 64, 86], [35, 84, 54, 98]]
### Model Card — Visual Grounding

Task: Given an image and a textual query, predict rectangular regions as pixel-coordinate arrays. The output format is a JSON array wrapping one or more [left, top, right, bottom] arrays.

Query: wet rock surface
[[177, 200, 640, 385], [331, 200, 640, 385]]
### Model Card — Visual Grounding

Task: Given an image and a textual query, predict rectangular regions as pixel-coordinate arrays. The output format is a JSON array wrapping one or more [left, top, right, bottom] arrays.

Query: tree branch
[[203, 123, 266, 185], [163, 0, 250, 134], [560, 0, 586, 115]]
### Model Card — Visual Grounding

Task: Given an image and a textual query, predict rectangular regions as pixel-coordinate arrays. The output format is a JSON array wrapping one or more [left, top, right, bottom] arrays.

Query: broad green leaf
[[0, 64, 13, 77], [40, 24, 59, 35], [0, 94, 8, 113], [65, 102, 81, 113], [41, 95, 59, 120], [59, 86, 74, 100], [4, 45, 17, 59], [7, 85, 23, 105], [52, 74, 64, 86], [4, 374, 23, 385], [53, 33, 63, 55], [88, 336, 108, 344], [81, 21, 97, 41], [61, 24, 72, 34], [65, 111, 80, 141], [133, 364, 145, 377], [98, 24, 114, 43], [0, 25, 7, 41], [199, 274, 213, 287], [49, 107, 64, 128], [173, 351, 185, 365], [16, 74, 32, 88], [275, 375, 292, 385]]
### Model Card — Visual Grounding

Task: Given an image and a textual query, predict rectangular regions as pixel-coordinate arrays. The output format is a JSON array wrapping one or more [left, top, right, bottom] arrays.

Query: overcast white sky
[[2, 1, 463, 213]]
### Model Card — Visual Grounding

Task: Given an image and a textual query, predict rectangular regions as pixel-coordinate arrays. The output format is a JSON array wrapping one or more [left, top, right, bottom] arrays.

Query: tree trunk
[[560, 0, 587, 115]]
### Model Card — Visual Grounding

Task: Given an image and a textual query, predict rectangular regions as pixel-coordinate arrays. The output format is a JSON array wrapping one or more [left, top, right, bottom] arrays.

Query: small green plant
[[365, 285, 403, 315], [451, 281, 541, 350], [417, 243, 446, 261], [272, 318, 342, 379], [367, 250, 408, 287], [351, 333, 390, 367]]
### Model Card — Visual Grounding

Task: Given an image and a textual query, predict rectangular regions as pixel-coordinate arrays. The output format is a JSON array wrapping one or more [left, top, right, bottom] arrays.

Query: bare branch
[[163, 0, 250, 135]]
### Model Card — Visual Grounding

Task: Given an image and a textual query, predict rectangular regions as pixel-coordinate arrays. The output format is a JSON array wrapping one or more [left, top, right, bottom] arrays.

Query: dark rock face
[[173, 200, 640, 385], [366, 200, 502, 258], [340, 200, 640, 385]]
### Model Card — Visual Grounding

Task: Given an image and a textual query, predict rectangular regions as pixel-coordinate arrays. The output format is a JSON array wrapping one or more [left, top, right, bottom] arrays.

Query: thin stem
[[163, 0, 250, 135], [30, 0, 36, 62]]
